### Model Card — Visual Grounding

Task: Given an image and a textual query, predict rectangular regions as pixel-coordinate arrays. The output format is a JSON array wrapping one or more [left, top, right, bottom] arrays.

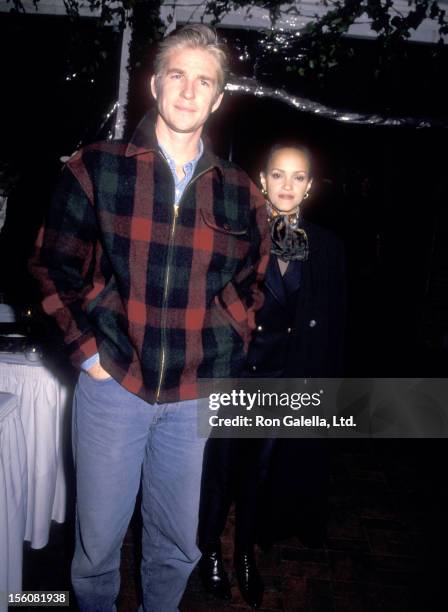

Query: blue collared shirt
[[81, 138, 204, 372], [158, 139, 204, 204]]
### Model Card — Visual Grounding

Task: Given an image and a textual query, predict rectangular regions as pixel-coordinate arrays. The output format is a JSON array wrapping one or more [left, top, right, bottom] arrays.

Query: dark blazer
[[245, 219, 346, 544], [246, 217, 346, 378], [199, 219, 346, 548]]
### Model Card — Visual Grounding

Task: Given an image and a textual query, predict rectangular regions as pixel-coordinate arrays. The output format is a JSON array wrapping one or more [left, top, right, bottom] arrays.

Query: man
[[30, 24, 269, 611]]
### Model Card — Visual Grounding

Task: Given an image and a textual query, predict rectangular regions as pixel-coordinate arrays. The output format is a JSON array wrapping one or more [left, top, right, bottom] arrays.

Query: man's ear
[[260, 172, 267, 192], [150, 75, 158, 100], [211, 91, 224, 114]]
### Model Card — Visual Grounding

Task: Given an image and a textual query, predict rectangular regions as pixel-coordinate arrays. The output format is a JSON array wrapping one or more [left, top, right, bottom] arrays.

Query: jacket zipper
[[155, 163, 213, 402], [156, 202, 179, 401]]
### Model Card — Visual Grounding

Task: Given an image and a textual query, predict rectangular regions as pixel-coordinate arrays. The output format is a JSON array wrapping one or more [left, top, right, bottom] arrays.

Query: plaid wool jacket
[[30, 114, 270, 403]]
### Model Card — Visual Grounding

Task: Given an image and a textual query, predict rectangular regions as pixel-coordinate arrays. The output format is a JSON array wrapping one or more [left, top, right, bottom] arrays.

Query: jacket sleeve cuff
[[80, 353, 100, 371], [69, 335, 99, 369]]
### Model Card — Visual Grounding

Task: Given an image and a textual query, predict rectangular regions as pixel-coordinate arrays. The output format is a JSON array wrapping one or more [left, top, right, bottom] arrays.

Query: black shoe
[[199, 544, 232, 601], [234, 551, 264, 609]]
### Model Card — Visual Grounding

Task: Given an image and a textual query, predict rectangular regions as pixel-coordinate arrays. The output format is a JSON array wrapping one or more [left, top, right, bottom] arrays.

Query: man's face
[[151, 46, 224, 136]]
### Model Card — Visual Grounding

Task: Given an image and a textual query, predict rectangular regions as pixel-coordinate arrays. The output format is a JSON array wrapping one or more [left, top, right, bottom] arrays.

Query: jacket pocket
[[198, 210, 250, 276], [200, 209, 248, 236]]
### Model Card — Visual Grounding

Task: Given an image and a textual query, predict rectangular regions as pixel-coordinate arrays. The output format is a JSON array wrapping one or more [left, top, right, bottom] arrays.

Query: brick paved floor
[[22, 440, 447, 612]]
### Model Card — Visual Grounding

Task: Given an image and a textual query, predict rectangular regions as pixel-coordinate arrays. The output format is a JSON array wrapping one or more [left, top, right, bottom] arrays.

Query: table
[[0, 353, 71, 550], [0, 391, 27, 610]]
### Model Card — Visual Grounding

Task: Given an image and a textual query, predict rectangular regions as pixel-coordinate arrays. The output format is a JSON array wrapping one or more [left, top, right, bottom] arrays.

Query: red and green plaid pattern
[[30, 114, 270, 403]]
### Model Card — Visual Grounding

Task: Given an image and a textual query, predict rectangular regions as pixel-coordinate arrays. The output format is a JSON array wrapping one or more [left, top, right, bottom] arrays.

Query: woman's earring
[[303, 191, 310, 200], [261, 187, 268, 197]]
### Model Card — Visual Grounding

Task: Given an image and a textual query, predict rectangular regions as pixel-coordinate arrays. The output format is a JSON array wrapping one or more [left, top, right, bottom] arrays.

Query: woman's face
[[260, 147, 312, 213]]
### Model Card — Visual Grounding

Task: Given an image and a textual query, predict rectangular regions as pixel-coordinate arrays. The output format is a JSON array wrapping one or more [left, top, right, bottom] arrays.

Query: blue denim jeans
[[71, 372, 208, 612]]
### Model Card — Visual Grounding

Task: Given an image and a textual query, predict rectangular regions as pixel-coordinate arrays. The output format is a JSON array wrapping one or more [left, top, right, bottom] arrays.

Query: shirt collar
[[125, 111, 223, 177], [158, 138, 204, 174]]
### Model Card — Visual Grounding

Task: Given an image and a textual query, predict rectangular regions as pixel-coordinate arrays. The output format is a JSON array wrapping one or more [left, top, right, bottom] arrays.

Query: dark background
[[0, 12, 121, 307]]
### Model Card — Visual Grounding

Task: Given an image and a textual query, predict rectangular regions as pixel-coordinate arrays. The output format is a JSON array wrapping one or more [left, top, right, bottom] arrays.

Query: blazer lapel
[[293, 219, 318, 312], [283, 260, 302, 296], [265, 256, 287, 305]]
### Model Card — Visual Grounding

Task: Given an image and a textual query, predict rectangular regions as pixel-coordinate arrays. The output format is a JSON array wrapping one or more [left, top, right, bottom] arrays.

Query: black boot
[[199, 543, 232, 601], [234, 550, 264, 609]]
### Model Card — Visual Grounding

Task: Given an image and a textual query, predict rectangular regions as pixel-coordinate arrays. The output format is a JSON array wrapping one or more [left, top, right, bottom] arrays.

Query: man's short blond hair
[[154, 24, 228, 95]]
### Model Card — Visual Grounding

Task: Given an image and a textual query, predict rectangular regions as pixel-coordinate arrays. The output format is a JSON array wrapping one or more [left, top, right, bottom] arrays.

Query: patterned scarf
[[266, 201, 309, 262]]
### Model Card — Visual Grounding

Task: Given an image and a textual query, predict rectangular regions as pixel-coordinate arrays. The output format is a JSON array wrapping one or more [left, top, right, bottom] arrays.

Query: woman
[[198, 143, 346, 608], [247, 143, 345, 378]]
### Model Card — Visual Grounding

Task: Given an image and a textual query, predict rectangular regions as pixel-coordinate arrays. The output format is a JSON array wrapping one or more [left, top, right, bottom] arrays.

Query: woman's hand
[[87, 361, 112, 381]]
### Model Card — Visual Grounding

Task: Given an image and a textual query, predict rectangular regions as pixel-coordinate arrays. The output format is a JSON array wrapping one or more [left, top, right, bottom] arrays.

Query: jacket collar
[[125, 111, 224, 178]]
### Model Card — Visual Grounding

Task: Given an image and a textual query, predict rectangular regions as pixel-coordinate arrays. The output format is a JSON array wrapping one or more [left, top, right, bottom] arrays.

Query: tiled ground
[[22, 440, 447, 611]]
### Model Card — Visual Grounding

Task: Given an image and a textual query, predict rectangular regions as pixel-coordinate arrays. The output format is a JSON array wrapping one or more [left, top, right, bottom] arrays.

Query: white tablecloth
[[0, 391, 27, 611], [0, 304, 16, 322], [0, 354, 70, 550]]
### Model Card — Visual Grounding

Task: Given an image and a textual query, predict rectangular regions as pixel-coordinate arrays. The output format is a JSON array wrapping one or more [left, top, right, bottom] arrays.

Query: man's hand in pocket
[[87, 362, 112, 381]]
